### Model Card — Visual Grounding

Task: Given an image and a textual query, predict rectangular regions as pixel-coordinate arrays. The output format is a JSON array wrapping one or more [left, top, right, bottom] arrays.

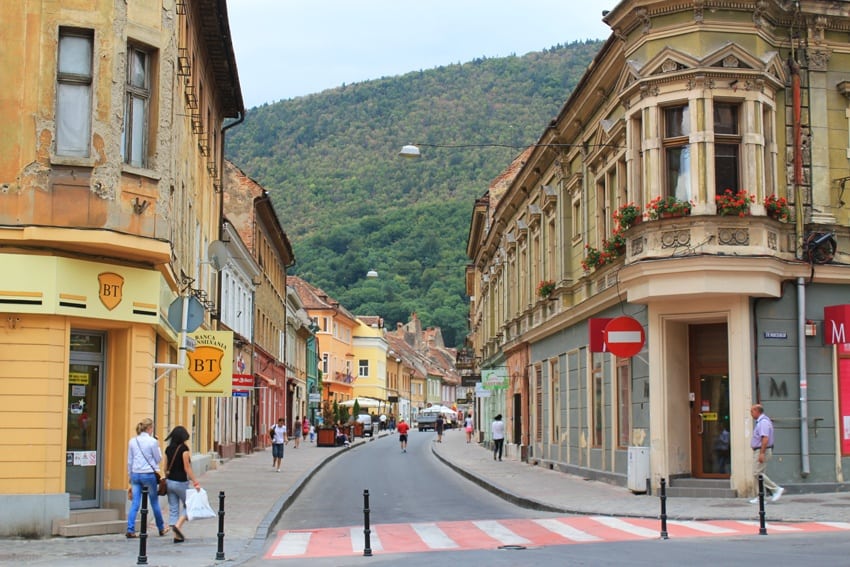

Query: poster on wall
[[177, 330, 233, 397], [838, 354, 850, 455]]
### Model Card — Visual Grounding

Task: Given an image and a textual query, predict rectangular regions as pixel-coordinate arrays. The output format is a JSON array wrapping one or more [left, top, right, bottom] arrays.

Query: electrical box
[[627, 446, 650, 493]]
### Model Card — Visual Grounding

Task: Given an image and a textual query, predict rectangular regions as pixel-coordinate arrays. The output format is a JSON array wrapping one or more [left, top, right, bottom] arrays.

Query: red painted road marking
[[265, 517, 850, 559]]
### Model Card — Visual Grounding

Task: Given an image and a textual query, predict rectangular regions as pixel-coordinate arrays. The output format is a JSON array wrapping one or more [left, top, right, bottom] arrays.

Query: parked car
[[356, 414, 373, 436]]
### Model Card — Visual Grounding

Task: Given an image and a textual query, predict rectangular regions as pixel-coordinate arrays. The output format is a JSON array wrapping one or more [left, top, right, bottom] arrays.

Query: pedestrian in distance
[[126, 417, 168, 538], [749, 404, 784, 503], [397, 418, 410, 452], [435, 414, 444, 443], [293, 415, 302, 448], [464, 414, 474, 443], [309, 423, 316, 443], [269, 417, 288, 472], [164, 425, 200, 543], [492, 414, 505, 461], [302, 417, 310, 442]]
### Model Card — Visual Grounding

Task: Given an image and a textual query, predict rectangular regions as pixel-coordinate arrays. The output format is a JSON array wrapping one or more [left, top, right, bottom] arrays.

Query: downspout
[[790, 56, 811, 476]]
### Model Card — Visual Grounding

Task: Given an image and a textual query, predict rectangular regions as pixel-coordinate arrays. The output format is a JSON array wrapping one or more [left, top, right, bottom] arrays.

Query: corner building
[[467, 0, 850, 497], [0, 1, 243, 535]]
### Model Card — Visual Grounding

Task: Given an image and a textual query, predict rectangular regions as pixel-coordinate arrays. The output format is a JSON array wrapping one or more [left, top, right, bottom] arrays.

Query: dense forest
[[226, 40, 604, 347]]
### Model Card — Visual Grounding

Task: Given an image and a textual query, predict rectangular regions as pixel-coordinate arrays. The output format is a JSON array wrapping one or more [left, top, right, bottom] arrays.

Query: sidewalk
[[4, 429, 850, 567], [431, 429, 850, 523], [0, 434, 381, 567]]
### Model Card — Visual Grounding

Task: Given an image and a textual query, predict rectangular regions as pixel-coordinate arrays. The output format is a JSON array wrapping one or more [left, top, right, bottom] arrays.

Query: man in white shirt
[[269, 418, 288, 472], [491, 414, 505, 461]]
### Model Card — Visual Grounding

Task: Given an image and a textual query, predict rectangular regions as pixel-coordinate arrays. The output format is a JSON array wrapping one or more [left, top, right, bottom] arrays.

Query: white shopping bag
[[186, 488, 217, 521]]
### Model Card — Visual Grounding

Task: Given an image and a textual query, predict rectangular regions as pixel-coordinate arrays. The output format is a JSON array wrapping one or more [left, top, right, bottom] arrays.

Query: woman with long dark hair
[[164, 425, 200, 543]]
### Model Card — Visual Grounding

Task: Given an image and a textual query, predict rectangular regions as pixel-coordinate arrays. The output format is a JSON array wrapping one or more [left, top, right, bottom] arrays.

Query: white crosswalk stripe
[[667, 520, 737, 534], [411, 523, 459, 549], [735, 521, 801, 532], [591, 516, 659, 538], [533, 518, 601, 541], [350, 525, 383, 551], [270, 531, 311, 556], [473, 520, 531, 545]]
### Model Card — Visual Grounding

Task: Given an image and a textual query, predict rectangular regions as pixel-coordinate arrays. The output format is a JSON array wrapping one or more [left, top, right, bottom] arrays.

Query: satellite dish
[[207, 240, 231, 271]]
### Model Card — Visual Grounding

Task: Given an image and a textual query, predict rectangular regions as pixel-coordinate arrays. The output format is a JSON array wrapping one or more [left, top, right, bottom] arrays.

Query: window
[[663, 105, 691, 201], [321, 353, 329, 375], [122, 45, 152, 167], [358, 359, 369, 378], [591, 361, 603, 447], [714, 102, 740, 194], [549, 359, 560, 443], [571, 196, 581, 241], [56, 29, 93, 157], [616, 358, 631, 448]]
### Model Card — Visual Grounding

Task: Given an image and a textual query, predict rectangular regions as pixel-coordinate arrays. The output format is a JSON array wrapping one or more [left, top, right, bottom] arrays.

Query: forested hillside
[[226, 40, 604, 347]]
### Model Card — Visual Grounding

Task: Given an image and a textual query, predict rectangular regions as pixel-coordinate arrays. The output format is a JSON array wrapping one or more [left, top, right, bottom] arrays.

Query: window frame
[[122, 43, 153, 168], [56, 28, 94, 158], [662, 104, 691, 202], [713, 101, 741, 195]]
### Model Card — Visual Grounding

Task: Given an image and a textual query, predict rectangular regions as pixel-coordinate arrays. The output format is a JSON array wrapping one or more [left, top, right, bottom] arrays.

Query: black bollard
[[363, 489, 372, 557], [216, 490, 226, 560], [136, 486, 148, 565], [659, 478, 668, 540], [757, 474, 767, 535]]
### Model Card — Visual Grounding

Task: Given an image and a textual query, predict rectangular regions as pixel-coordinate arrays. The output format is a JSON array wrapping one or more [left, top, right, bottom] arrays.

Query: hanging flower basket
[[715, 189, 754, 217]]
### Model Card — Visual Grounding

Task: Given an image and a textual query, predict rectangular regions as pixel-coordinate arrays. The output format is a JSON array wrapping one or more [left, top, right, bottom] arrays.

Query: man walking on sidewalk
[[492, 414, 505, 461], [270, 418, 288, 472], [749, 404, 784, 503]]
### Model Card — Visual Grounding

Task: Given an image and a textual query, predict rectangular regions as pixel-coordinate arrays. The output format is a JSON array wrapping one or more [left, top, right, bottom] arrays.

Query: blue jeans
[[127, 472, 165, 534], [166, 479, 190, 526]]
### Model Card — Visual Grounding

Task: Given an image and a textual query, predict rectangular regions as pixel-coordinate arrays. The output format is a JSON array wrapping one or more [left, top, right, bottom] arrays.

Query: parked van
[[356, 414, 373, 436]]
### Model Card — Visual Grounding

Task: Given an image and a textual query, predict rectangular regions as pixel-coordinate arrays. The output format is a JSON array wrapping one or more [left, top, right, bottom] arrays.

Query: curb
[[232, 436, 378, 565]]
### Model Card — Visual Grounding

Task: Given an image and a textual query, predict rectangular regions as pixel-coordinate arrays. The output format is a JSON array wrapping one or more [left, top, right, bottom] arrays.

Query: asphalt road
[[272, 430, 546, 531]]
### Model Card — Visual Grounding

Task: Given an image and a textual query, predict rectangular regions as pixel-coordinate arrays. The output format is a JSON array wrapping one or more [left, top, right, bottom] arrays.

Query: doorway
[[66, 332, 105, 509], [689, 323, 730, 478]]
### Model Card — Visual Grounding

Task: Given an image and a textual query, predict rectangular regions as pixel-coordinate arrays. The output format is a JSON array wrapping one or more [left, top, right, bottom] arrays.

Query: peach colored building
[[0, 1, 242, 536]]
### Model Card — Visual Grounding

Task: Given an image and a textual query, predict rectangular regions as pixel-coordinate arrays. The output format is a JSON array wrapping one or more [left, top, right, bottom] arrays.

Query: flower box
[[716, 189, 754, 217]]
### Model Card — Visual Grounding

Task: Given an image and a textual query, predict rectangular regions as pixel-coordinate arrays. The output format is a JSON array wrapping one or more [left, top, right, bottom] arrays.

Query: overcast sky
[[227, 1, 614, 108]]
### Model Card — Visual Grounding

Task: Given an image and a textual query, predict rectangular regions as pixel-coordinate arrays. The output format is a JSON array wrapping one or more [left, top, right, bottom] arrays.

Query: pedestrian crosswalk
[[265, 516, 850, 559]]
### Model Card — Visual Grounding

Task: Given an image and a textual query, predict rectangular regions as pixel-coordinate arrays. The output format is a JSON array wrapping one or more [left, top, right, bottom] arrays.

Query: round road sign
[[603, 316, 645, 357]]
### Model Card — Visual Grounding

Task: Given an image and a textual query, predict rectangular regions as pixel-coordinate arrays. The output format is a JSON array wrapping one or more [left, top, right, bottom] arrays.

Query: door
[[689, 324, 730, 478], [66, 332, 105, 509]]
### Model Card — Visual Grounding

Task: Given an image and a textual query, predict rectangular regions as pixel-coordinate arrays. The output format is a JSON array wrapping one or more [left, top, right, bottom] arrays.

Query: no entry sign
[[603, 316, 645, 357]]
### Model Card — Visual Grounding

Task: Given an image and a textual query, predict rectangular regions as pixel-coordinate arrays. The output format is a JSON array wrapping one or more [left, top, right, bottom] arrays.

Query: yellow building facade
[[0, 1, 243, 536]]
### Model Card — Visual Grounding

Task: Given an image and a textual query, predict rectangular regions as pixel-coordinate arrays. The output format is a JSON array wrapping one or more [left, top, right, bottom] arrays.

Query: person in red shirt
[[397, 419, 410, 453]]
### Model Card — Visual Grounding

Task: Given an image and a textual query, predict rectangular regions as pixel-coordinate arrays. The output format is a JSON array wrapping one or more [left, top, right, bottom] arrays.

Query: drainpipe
[[790, 56, 811, 476]]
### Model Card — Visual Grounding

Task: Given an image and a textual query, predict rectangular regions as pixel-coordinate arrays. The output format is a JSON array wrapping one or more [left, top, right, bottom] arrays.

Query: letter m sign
[[824, 305, 850, 345]]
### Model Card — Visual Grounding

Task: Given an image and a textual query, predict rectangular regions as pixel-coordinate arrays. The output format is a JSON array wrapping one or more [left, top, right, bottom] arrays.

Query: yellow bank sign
[[177, 330, 233, 397]]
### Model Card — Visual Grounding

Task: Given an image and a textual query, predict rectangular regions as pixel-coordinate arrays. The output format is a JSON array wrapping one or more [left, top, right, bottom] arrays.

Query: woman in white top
[[491, 414, 505, 461], [126, 417, 168, 538], [464, 415, 474, 443]]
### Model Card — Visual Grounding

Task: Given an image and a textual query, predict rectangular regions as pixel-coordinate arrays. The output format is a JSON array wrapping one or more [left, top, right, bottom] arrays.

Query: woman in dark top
[[164, 426, 200, 543]]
